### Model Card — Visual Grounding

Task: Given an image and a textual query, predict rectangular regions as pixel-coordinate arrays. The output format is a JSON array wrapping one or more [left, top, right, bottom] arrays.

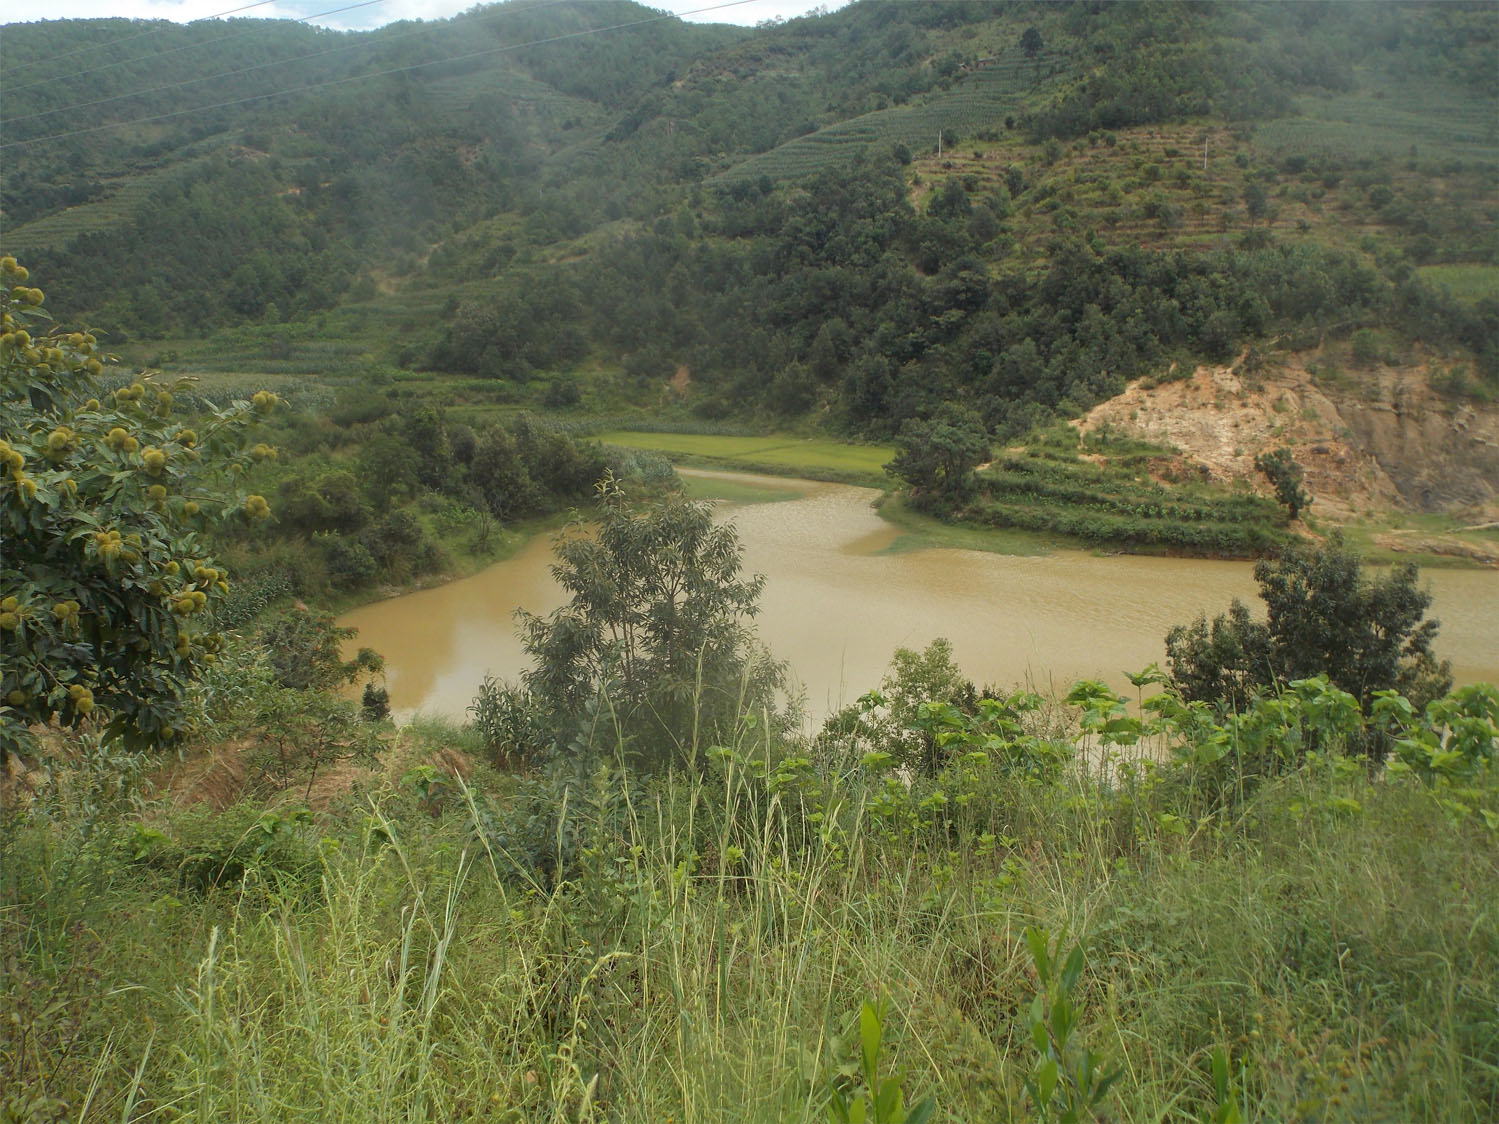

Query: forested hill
[[2, 0, 1496, 439]]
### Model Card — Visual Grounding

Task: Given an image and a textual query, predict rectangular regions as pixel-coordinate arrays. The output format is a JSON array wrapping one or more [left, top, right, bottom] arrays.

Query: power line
[[2, 0, 289, 79], [2, 0, 386, 100], [0, 0, 759, 151], [4, 0, 389, 120]]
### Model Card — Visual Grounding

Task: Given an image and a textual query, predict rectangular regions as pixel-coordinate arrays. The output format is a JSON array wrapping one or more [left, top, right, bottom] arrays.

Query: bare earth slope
[[1078, 352, 1499, 563]]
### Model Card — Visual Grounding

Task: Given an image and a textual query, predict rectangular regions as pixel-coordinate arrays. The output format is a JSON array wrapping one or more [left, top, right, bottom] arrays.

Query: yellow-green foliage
[[1416, 263, 1499, 305], [0, 260, 277, 754]]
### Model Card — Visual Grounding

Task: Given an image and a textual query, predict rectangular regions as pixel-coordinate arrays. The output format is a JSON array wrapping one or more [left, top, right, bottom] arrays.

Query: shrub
[[1, 260, 276, 757], [1166, 537, 1453, 733]]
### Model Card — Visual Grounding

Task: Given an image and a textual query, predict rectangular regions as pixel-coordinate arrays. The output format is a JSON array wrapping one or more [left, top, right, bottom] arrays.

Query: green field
[[1416, 263, 1499, 304], [1256, 77, 1498, 165], [1317, 510, 1499, 570], [597, 431, 896, 480], [679, 473, 804, 506], [874, 492, 1056, 556], [0, 160, 209, 255]]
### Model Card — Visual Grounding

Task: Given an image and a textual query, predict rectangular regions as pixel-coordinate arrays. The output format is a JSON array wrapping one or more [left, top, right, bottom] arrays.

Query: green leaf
[[1060, 944, 1085, 993], [1031, 1015, 1050, 1057], [1210, 1046, 1230, 1099], [859, 1001, 881, 1084], [1036, 1058, 1059, 1106], [1093, 1065, 1123, 1101], [1024, 926, 1051, 981], [1050, 994, 1076, 1050], [1125, 663, 1167, 688]]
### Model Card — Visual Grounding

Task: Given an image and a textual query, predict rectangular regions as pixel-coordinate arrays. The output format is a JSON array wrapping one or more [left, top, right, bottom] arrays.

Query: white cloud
[[2, 0, 850, 32]]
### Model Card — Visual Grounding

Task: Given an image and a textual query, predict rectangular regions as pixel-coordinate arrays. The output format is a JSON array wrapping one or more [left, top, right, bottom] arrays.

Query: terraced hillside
[[2, 1, 1494, 520], [718, 59, 1038, 182]]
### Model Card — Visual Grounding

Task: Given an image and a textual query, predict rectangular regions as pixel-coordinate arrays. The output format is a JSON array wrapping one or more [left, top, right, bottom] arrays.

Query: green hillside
[[2, 0, 1495, 448]]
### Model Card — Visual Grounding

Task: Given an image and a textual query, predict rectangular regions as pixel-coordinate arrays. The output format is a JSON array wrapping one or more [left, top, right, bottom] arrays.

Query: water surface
[[341, 471, 1498, 724]]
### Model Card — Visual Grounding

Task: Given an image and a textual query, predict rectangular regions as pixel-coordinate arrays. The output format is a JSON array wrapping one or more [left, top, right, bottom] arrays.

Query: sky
[[1, 0, 851, 32]]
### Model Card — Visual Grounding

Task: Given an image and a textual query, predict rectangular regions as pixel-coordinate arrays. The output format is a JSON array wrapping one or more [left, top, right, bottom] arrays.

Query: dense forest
[[3, 1, 1495, 445]]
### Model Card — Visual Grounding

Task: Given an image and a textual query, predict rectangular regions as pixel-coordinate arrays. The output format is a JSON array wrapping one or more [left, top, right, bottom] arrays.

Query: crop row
[[986, 458, 1277, 518], [980, 474, 1275, 527], [721, 65, 1029, 182], [3, 159, 209, 254], [971, 497, 1283, 555], [985, 474, 1276, 522], [1256, 84, 1494, 164]]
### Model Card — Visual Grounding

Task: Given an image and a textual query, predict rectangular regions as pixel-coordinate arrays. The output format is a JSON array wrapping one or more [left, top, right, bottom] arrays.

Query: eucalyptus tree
[[518, 474, 788, 767]]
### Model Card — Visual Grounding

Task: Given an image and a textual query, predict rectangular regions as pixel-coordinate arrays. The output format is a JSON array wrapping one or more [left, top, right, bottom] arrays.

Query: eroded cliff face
[[1337, 376, 1499, 513], [1077, 353, 1499, 522]]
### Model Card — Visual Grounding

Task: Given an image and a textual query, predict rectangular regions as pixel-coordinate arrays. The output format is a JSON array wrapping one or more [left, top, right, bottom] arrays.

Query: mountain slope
[[2, 0, 1495, 514]]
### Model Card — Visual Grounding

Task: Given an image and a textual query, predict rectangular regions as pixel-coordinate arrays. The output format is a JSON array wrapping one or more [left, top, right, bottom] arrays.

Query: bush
[[1, 260, 276, 757], [1166, 537, 1453, 735], [469, 675, 551, 765], [1351, 328, 1381, 368]]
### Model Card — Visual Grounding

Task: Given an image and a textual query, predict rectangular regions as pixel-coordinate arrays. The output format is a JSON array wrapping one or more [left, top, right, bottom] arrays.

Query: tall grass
[[2, 691, 1496, 1122]]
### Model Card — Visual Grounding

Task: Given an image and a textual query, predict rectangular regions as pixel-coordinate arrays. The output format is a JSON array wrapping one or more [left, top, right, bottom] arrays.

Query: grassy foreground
[[3, 681, 1497, 1124]]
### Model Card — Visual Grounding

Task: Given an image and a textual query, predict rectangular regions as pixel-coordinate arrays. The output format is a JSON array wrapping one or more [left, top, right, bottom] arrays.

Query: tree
[[469, 425, 538, 520], [928, 178, 972, 222], [257, 605, 381, 692], [1, 259, 276, 758], [885, 403, 990, 505], [355, 434, 418, 512], [1021, 26, 1044, 59], [1242, 180, 1268, 226], [401, 405, 452, 489], [250, 605, 384, 795], [1165, 538, 1452, 732], [1254, 447, 1310, 520], [815, 638, 977, 775], [517, 474, 787, 766]]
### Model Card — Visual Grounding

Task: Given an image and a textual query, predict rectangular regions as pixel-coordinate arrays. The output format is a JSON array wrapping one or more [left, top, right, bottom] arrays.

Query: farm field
[[596, 430, 895, 480], [1256, 77, 1498, 166], [717, 62, 1033, 183], [1417, 263, 1499, 304], [1, 160, 207, 255]]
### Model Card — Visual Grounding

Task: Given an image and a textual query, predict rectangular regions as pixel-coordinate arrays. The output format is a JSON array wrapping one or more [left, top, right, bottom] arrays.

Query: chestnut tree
[[1, 259, 276, 759]]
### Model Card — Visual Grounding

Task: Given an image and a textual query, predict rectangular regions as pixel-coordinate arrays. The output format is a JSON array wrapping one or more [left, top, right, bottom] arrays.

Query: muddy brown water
[[341, 471, 1498, 726]]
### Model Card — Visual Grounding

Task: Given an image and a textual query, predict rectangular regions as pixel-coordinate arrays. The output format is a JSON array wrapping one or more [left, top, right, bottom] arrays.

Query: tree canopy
[[1165, 537, 1452, 733], [517, 474, 787, 766], [1254, 447, 1311, 521], [1, 259, 275, 757], [885, 403, 990, 504]]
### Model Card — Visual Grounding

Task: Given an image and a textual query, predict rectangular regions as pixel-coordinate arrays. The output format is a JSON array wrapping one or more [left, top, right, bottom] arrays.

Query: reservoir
[[341, 471, 1499, 725]]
